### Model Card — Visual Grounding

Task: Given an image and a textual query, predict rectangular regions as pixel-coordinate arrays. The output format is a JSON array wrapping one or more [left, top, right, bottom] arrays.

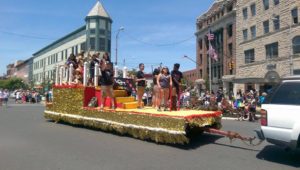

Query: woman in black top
[[152, 68, 160, 109], [99, 62, 115, 110]]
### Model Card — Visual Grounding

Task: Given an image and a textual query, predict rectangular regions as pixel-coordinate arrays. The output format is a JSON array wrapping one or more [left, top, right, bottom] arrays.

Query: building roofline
[[196, 0, 235, 22], [15, 57, 34, 68], [86, 1, 111, 19], [85, 15, 113, 23], [33, 26, 86, 56]]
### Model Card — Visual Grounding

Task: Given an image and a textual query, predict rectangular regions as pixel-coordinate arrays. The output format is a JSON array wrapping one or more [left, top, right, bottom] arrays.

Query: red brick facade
[[195, 0, 237, 92], [183, 69, 198, 85]]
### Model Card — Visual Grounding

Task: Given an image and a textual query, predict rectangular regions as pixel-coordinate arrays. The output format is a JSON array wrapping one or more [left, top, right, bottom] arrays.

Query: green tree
[[0, 78, 28, 90]]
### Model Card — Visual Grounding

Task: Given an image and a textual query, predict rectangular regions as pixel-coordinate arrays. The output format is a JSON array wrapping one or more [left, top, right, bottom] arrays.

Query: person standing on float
[[136, 63, 146, 109], [157, 66, 172, 111], [171, 63, 183, 110], [99, 61, 115, 110]]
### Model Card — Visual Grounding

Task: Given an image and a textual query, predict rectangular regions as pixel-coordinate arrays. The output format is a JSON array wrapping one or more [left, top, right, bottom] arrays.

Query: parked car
[[256, 76, 300, 151]]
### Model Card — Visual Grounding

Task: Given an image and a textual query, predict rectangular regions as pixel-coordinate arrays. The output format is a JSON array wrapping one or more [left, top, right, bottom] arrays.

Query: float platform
[[45, 86, 222, 144]]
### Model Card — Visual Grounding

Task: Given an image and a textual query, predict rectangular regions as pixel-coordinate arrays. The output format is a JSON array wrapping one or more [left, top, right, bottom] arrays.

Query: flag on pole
[[208, 44, 218, 61]]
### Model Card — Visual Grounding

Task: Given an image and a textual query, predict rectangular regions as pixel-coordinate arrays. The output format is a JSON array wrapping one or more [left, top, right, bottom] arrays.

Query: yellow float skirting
[[44, 110, 189, 144]]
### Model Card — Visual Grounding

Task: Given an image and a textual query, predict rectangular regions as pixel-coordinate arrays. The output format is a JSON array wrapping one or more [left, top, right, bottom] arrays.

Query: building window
[[61, 51, 63, 61], [90, 29, 96, 35], [293, 36, 300, 54], [243, 8, 248, 20], [250, 25, 256, 39], [90, 38, 96, 50], [265, 42, 279, 59], [273, 0, 279, 5], [99, 29, 105, 35], [263, 20, 269, 34], [200, 54, 203, 65], [294, 69, 300, 75], [107, 39, 111, 52], [227, 24, 233, 37], [273, 15, 280, 31], [65, 49, 68, 59], [227, 4, 233, 12], [243, 29, 248, 41], [250, 3, 256, 16], [291, 8, 298, 24], [263, 0, 269, 10], [99, 38, 105, 51], [228, 43, 233, 57], [199, 39, 203, 50], [75, 45, 78, 55], [214, 66, 217, 77], [81, 42, 86, 51], [200, 69, 203, 78], [244, 49, 255, 64]]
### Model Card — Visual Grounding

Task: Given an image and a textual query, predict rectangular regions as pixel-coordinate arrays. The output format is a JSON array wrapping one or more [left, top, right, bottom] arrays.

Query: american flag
[[207, 31, 214, 41], [208, 45, 218, 61]]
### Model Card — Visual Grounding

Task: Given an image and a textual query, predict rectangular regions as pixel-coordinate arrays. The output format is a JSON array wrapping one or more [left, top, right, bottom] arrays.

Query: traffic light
[[228, 61, 234, 70], [228, 62, 232, 70], [231, 61, 234, 69]]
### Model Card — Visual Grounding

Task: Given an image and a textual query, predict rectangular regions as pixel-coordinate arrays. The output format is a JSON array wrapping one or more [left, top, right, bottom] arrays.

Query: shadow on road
[[47, 120, 225, 150], [211, 141, 261, 152], [256, 145, 300, 168], [168, 133, 223, 150]]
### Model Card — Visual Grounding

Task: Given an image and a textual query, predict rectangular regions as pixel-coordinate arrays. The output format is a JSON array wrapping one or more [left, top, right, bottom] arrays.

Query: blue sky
[[0, 0, 214, 75]]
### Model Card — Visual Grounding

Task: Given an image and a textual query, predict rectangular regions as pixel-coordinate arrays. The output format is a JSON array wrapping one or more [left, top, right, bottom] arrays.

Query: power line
[[0, 30, 56, 40], [123, 32, 195, 47]]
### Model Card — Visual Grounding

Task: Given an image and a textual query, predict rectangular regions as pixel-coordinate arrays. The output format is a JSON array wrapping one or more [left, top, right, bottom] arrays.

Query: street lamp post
[[272, 15, 293, 76], [115, 27, 125, 66]]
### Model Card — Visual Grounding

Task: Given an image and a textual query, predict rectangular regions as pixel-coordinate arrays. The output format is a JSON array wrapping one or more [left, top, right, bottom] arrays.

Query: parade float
[[45, 63, 258, 145]]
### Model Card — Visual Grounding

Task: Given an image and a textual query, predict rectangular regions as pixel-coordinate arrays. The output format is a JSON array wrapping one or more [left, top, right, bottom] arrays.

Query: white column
[[83, 62, 88, 86], [69, 64, 73, 85], [123, 66, 127, 78], [59, 67, 63, 85], [94, 63, 99, 87], [55, 65, 59, 85], [65, 67, 69, 84], [62, 67, 65, 83], [114, 65, 119, 78]]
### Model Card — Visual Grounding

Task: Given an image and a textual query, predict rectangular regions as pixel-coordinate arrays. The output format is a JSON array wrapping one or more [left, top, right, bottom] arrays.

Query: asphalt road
[[0, 103, 299, 170]]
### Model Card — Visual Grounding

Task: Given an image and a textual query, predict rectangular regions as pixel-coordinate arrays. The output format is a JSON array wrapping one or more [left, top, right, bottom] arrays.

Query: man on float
[[136, 63, 146, 109], [171, 63, 183, 110]]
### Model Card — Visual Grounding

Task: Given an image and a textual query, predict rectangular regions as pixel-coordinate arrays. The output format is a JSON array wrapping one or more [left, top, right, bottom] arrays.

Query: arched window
[[293, 36, 300, 54]]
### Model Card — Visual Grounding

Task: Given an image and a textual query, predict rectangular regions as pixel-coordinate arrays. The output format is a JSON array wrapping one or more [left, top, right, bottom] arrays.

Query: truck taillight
[[260, 109, 268, 126]]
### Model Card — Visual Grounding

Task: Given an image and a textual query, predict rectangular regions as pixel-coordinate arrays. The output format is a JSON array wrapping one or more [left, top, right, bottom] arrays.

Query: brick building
[[235, 0, 300, 93], [183, 69, 198, 86], [195, 0, 237, 94], [6, 58, 33, 83]]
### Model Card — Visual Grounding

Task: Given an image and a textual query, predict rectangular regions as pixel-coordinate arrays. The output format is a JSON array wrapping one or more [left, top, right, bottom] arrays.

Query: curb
[[222, 114, 261, 120], [222, 117, 238, 120]]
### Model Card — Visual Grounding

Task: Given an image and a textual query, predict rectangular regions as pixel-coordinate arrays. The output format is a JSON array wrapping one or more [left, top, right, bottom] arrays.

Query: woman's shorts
[[101, 85, 114, 97], [137, 86, 145, 96]]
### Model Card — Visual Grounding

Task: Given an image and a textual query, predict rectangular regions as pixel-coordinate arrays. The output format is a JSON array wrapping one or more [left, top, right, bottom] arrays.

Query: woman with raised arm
[[157, 66, 172, 111]]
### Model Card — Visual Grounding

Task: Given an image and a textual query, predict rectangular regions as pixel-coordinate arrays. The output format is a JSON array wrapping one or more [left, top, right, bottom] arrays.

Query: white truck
[[256, 76, 300, 151]]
